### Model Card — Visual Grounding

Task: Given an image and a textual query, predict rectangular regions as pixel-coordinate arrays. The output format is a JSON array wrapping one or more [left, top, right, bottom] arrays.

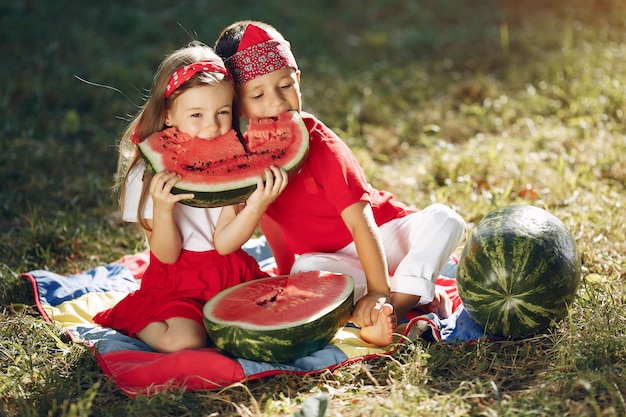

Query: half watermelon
[[203, 271, 354, 363], [138, 111, 309, 207]]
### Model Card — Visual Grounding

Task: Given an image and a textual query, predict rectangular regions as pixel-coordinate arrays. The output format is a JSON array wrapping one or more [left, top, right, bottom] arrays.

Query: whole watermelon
[[457, 205, 581, 339]]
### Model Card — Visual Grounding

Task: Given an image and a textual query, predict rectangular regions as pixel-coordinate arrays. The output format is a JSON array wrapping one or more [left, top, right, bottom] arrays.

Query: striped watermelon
[[138, 111, 309, 208], [457, 205, 581, 338], [202, 271, 354, 363]]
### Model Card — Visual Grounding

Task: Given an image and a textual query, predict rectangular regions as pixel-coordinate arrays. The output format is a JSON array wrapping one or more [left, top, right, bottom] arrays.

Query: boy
[[214, 22, 466, 346]]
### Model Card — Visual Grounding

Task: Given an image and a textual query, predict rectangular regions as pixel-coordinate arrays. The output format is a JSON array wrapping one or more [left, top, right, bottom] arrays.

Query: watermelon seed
[[255, 288, 285, 307]]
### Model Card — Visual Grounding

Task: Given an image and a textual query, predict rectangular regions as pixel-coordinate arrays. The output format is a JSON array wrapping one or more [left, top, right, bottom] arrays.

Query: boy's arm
[[341, 201, 391, 327]]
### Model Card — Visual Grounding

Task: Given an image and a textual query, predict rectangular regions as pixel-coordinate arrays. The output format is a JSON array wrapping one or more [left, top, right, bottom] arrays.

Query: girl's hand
[[149, 171, 194, 210], [350, 291, 391, 328], [246, 166, 288, 212]]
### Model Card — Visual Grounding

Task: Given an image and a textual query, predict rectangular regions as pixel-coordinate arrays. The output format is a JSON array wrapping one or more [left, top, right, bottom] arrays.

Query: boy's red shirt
[[260, 112, 414, 255]]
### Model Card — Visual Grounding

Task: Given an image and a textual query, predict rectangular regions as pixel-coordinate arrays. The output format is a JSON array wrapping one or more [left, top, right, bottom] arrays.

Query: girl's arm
[[341, 201, 391, 327], [214, 166, 287, 255], [146, 171, 194, 264]]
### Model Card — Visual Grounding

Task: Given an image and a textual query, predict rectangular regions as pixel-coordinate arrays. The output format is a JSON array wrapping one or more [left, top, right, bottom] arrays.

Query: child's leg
[[381, 204, 466, 308], [429, 287, 454, 318], [292, 252, 396, 346], [292, 252, 369, 301], [137, 317, 207, 353], [411, 286, 454, 318]]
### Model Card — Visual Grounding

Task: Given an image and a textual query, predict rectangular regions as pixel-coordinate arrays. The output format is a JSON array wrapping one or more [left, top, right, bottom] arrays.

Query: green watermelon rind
[[203, 273, 354, 363], [457, 205, 582, 339], [169, 181, 257, 208], [138, 111, 309, 208]]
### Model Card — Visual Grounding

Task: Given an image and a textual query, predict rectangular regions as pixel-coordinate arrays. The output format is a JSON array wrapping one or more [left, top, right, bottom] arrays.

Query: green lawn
[[1, 1, 625, 415]]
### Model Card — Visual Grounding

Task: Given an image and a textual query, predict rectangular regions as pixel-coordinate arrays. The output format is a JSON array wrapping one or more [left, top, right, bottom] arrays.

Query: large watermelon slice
[[203, 271, 354, 363], [137, 111, 309, 208], [457, 205, 582, 339]]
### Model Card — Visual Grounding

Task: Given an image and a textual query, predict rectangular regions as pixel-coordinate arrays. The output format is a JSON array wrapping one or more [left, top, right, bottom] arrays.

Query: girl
[[93, 41, 287, 353], [214, 22, 466, 347]]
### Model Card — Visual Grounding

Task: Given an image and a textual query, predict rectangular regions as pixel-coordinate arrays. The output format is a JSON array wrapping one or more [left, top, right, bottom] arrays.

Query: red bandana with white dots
[[165, 60, 233, 98], [226, 24, 298, 86]]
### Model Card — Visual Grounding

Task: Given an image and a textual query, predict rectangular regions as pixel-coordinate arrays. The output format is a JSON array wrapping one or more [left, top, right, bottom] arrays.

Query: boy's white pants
[[291, 203, 466, 305]]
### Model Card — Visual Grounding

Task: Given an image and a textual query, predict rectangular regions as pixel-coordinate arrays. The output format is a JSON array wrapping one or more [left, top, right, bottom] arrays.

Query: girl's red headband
[[225, 24, 298, 87], [165, 60, 233, 98]]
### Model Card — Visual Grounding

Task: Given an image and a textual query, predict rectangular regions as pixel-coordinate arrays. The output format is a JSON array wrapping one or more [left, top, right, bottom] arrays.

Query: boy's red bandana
[[226, 24, 298, 86], [165, 60, 233, 98]]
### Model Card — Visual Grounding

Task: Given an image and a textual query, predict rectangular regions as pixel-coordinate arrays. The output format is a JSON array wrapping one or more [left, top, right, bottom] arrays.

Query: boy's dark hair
[[214, 21, 250, 137], [214, 22, 246, 64]]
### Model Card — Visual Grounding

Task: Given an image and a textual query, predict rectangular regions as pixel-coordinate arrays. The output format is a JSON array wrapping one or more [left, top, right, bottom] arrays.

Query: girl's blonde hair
[[116, 41, 230, 231]]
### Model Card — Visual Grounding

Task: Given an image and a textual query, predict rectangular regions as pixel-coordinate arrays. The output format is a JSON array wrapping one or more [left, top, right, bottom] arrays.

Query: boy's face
[[236, 68, 302, 121]]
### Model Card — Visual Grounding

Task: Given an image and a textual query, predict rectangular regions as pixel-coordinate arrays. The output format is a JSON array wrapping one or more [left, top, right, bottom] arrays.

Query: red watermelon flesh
[[211, 273, 348, 326], [137, 111, 309, 208], [246, 114, 297, 152], [203, 271, 354, 362], [148, 128, 247, 183]]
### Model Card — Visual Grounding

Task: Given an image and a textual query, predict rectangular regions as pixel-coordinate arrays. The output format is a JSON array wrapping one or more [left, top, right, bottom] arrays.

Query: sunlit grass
[[1, 0, 625, 415]]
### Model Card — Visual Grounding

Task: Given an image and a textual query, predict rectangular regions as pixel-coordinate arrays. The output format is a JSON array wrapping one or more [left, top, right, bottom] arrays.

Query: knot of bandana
[[226, 24, 298, 86], [131, 131, 142, 145], [165, 60, 233, 98]]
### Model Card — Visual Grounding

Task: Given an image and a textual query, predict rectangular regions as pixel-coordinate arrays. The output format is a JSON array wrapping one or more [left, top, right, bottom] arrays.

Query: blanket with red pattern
[[23, 238, 487, 396]]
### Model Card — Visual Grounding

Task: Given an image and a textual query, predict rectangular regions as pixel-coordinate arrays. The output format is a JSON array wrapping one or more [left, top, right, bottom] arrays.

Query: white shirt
[[123, 163, 221, 252]]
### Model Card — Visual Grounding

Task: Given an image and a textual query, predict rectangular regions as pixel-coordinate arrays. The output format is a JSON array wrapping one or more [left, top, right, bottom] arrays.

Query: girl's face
[[237, 68, 302, 121], [165, 81, 234, 139]]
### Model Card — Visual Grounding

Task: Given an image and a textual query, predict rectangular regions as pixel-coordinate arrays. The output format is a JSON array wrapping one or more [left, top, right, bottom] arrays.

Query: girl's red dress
[[93, 248, 267, 337]]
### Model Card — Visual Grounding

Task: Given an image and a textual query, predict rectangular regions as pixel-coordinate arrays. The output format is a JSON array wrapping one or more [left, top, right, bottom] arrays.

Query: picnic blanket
[[23, 237, 489, 396]]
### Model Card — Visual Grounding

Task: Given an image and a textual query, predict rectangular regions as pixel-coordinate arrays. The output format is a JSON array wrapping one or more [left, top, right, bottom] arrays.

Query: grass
[[1, 0, 625, 415]]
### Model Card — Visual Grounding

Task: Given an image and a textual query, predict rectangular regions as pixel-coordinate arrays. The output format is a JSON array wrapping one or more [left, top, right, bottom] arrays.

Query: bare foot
[[360, 303, 396, 346], [428, 287, 453, 319]]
